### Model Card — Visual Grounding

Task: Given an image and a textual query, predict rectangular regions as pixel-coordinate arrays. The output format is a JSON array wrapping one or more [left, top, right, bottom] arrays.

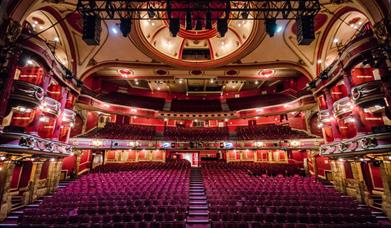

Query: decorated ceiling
[[16, 0, 378, 96]]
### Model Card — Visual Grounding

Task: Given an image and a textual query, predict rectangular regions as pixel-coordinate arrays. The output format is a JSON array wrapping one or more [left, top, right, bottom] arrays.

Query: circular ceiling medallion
[[118, 68, 133, 78], [132, 3, 265, 69], [225, 69, 238, 76], [156, 69, 168, 75], [190, 70, 203, 75], [259, 69, 275, 78]]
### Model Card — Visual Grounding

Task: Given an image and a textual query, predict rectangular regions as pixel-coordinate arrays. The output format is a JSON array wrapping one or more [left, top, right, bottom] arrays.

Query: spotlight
[[195, 18, 202, 31], [169, 18, 180, 37], [147, 7, 156, 19], [206, 11, 212, 30], [111, 26, 118, 35], [217, 18, 228, 37], [265, 18, 277, 37], [120, 18, 131, 37], [241, 11, 249, 19], [186, 11, 192, 30]]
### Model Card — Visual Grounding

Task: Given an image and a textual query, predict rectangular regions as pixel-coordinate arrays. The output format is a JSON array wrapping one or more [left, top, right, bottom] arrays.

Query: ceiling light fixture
[[265, 18, 277, 37], [111, 27, 118, 34], [120, 17, 132, 37], [186, 11, 192, 30], [217, 18, 228, 37]]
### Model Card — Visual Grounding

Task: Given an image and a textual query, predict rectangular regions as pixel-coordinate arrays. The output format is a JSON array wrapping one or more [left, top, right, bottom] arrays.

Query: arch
[[316, 6, 371, 75]]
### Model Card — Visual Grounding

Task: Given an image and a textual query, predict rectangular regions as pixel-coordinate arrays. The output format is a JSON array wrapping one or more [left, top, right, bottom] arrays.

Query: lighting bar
[[77, 0, 321, 20]]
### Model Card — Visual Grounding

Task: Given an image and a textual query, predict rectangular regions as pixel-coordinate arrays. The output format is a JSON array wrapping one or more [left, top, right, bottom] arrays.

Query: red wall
[[291, 150, 308, 162], [18, 161, 33, 189], [370, 164, 384, 189], [86, 112, 99, 132], [10, 165, 22, 189], [62, 155, 76, 177], [315, 156, 331, 177], [39, 160, 50, 179], [79, 150, 91, 172]]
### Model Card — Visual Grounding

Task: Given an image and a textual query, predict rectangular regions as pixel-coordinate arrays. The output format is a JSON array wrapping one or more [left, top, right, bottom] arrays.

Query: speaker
[[296, 15, 315, 45], [169, 18, 180, 37], [83, 14, 101, 45], [217, 19, 228, 37]]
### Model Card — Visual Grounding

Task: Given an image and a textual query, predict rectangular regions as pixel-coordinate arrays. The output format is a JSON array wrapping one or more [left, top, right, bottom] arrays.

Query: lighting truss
[[76, 0, 321, 20]]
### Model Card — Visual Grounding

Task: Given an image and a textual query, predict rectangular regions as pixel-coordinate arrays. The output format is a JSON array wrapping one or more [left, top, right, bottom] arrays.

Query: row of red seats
[[163, 126, 229, 141], [204, 161, 303, 177], [237, 125, 314, 140], [101, 92, 166, 111], [170, 99, 222, 112], [82, 123, 156, 140], [19, 161, 191, 226], [227, 94, 292, 111], [201, 161, 378, 226]]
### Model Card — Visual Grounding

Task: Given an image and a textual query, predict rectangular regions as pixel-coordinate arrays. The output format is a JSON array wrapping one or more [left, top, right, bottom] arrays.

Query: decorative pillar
[[46, 159, 62, 193], [380, 160, 391, 219], [52, 88, 68, 141], [350, 161, 373, 205], [330, 159, 347, 194], [324, 90, 341, 140], [311, 155, 318, 179], [52, 159, 63, 192], [303, 158, 311, 177], [28, 161, 43, 204], [0, 161, 15, 221], [75, 153, 81, 176]]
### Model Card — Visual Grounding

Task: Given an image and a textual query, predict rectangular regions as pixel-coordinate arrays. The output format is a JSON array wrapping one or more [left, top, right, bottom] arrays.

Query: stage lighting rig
[[77, 0, 321, 45]]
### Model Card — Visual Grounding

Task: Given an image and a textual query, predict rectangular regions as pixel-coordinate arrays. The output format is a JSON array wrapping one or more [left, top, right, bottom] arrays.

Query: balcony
[[333, 97, 354, 118], [40, 97, 61, 116], [351, 80, 386, 106], [10, 81, 44, 107]]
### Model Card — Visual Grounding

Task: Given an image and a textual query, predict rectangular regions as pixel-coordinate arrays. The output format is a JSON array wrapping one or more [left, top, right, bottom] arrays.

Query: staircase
[[370, 194, 389, 222], [10, 195, 23, 211], [0, 179, 75, 227], [186, 168, 209, 227]]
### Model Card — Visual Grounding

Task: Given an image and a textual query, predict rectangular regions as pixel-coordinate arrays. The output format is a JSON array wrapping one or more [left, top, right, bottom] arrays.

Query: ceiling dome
[[131, 3, 265, 69]]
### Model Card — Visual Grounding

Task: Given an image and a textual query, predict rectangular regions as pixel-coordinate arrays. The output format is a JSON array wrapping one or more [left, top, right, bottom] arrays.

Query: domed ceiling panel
[[131, 2, 264, 68]]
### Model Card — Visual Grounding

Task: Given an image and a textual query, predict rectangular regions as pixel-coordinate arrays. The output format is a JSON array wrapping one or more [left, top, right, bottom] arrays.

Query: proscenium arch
[[78, 61, 315, 82]]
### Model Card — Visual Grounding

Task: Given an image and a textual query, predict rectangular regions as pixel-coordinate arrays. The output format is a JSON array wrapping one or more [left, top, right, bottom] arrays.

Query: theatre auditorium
[[0, 0, 391, 227]]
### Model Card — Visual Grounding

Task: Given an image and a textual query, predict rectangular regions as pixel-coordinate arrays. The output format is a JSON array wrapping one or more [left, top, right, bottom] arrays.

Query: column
[[311, 154, 318, 179], [330, 159, 347, 194], [29, 162, 43, 203], [350, 161, 373, 205], [52, 160, 63, 192], [0, 161, 15, 221], [75, 154, 82, 176], [303, 158, 311, 177], [324, 90, 341, 140], [46, 159, 60, 193], [380, 160, 391, 219], [52, 88, 68, 141]]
